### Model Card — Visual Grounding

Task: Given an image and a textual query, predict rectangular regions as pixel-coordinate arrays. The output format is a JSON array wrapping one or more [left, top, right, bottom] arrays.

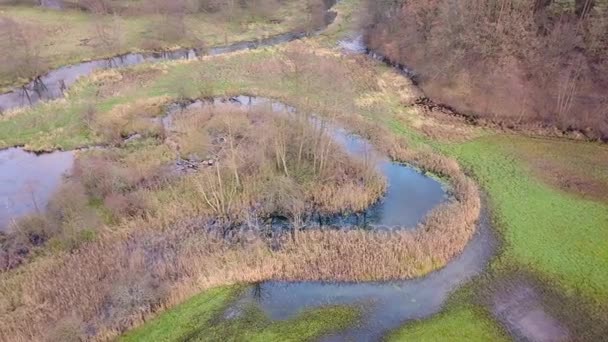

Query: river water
[[164, 96, 495, 340]]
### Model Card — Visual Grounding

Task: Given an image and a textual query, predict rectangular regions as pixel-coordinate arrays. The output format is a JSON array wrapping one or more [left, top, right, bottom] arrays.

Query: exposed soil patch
[[492, 282, 569, 342], [500, 136, 608, 203], [531, 158, 608, 203]]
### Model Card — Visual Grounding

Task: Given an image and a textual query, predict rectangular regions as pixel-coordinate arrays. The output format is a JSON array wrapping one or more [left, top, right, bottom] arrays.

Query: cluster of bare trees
[[0, 18, 46, 85], [75, 0, 329, 49], [364, 0, 608, 140]]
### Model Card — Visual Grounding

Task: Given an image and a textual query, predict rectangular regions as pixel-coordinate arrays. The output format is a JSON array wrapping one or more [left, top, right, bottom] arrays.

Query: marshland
[[0, 0, 607, 341]]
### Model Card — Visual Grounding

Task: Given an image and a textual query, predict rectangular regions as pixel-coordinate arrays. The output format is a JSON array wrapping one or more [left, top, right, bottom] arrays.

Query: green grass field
[[445, 136, 608, 300], [388, 303, 508, 342], [120, 287, 360, 342]]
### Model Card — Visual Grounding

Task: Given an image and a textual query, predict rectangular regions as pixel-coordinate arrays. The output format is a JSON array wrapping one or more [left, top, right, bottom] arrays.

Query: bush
[[104, 192, 148, 220]]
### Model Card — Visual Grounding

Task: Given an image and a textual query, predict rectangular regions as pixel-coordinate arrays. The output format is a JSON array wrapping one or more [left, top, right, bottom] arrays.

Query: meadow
[[0, 0, 607, 340]]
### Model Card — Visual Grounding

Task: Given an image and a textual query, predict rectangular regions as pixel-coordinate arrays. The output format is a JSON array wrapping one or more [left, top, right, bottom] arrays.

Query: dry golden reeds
[[0, 106, 480, 341]]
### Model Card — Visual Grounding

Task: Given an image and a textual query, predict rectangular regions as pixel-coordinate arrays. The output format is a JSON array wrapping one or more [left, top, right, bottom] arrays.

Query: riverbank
[[0, 0, 318, 93]]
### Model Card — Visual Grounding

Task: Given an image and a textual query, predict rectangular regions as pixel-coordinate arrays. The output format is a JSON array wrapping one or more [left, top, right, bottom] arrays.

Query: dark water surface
[[0, 148, 74, 232]]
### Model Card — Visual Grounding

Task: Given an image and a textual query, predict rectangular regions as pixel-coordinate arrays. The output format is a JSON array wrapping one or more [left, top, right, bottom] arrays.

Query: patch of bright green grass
[[0, 101, 94, 150], [120, 286, 360, 342], [120, 286, 240, 342], [195, 305, 360, 342], [444, 135, 608, 301], [387, 303, 508, 342]]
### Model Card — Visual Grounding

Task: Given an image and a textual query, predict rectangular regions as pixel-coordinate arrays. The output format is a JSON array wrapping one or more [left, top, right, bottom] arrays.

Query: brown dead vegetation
[[164, 103, 387, 221], [0, 100, 480, 341], [364, 0, 608, 141]]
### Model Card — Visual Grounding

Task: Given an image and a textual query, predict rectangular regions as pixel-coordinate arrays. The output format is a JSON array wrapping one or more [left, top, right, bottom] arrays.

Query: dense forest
[[364, 0, 608, 140]]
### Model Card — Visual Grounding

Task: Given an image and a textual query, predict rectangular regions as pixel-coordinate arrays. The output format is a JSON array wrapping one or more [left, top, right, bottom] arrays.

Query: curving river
[[0, 4, 508, 339], [165, 96, 496, 340]]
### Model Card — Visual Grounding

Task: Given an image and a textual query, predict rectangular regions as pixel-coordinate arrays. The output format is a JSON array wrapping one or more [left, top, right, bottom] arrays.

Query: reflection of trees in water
[[252, 282, 265, 302], [32, 77, 47, 96]]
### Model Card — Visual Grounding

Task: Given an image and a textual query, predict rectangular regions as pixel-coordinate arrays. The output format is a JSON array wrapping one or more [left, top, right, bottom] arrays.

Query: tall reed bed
[[0, 43, 480, 341], [0, 102, 479, 341]]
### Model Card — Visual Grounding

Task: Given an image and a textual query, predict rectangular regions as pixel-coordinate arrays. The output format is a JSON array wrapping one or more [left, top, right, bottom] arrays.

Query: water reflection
[[229, 205, 495, 341], [0, 148, 74, 231], [167, 96, 448, 230]]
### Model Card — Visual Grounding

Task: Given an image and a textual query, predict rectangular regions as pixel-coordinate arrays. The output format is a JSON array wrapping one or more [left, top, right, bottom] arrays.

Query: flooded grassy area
[[120, 286, 360, 342], [444, 136, 608, 301]]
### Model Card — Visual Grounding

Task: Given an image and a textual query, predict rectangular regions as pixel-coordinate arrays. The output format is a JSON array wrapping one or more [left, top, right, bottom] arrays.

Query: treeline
[[364, 0, 608, 140]]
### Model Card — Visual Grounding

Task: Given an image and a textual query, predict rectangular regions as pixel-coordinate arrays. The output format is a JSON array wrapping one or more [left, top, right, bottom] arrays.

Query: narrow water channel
[[0, 4, 337, 112]]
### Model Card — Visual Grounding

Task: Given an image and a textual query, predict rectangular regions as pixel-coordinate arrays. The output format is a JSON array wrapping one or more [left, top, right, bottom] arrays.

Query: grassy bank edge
[[119, 285, 361, 342]]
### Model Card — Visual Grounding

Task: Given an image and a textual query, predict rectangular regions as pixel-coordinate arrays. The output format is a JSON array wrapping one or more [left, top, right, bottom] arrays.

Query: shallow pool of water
[[0, 148, 74, 232]]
